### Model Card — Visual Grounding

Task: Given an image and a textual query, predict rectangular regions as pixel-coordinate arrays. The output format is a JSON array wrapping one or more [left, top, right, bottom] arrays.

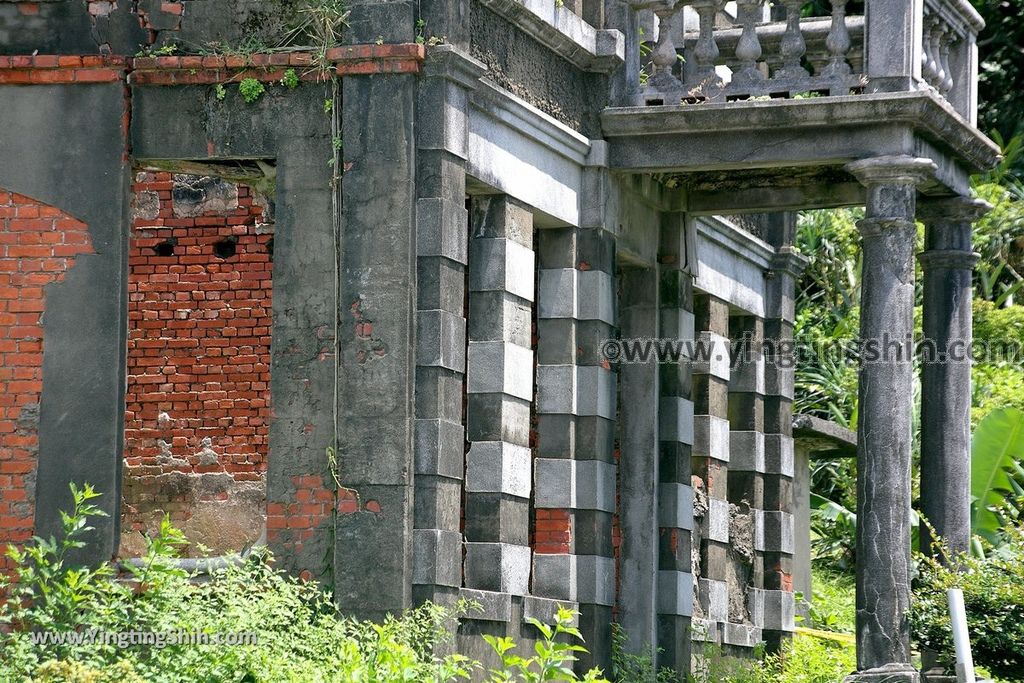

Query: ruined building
[[0, 0, 997, 680]]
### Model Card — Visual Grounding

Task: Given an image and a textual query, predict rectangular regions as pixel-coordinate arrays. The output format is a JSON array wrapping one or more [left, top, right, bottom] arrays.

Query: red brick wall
[[0, 189, 93, 566], [121, 171, 272, 555]]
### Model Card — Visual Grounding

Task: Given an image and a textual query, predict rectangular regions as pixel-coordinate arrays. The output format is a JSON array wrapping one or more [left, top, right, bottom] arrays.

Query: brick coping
[[0, 44, 426, 85]]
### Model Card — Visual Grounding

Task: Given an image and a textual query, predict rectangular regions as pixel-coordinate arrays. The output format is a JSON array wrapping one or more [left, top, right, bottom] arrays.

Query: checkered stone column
[[532, 222, 617, 609], [656, 213, 696, 673], [726, 313, 767, 651], [412, 47, 485, 606], [759, 247, 805, 650], [463, 196, 535, 595], [691, 294, 731, 647]]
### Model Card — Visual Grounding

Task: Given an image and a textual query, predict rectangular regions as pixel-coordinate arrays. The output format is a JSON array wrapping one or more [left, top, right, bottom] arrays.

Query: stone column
[[463, 195, 535, 596], [617, 266, 660, 659], [917, 197, 989, 560], [691, 293, 732, 647], [656, 212, 696, 672], [844, 155, 935, 683], [411, 46, 485, 607], [534, 220, 617, 670]]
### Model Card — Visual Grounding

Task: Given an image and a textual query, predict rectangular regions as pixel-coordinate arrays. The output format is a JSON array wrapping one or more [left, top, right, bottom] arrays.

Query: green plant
[[609, 623, 676, 683], [239, 77, 266, 103], [970, 408, 1024, 550], [213, 83, 227, 100], [483, 606, 607, 682], [280, 68, 299, 89], [912, 524, 1024, 682]]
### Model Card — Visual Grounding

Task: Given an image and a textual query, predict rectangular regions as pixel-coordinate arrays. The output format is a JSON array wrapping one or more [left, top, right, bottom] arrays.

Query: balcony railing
[[629, 0, 984, 124]]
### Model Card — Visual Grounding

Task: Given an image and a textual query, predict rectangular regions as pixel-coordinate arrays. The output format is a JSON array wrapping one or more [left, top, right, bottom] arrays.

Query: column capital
[[845, 155, 937, 187], [855, 217, 916, 239], [769, 247, 808, 280], [917, 249, 980, 271], [916, 196, 993, 223]]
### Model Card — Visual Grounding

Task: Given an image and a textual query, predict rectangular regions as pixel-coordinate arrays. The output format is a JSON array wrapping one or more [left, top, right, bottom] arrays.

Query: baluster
[[732, 0, 765, 86], [929, 19, 948, 91], [921, 13, 938, 87], [649, 2, 682, 88], [938, 29, 954, 94], [776, 0, 809, 80], [820, 0, 851, 77], [688, 0, 725, 93], [630, 0, 685, 102]]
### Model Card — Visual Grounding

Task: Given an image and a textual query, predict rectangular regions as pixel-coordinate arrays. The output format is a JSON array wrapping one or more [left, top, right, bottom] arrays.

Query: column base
[[843, 664, 921, 683]]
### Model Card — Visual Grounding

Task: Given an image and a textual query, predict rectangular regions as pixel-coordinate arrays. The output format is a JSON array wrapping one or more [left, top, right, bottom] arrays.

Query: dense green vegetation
[[0, 485, 606, 683]]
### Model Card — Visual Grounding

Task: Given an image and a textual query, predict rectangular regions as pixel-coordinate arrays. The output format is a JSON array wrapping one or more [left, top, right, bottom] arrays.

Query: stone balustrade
[[627, 0, 983, 124]]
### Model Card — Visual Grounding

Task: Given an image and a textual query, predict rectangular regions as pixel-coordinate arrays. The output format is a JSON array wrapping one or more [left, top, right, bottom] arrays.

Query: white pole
[[947, 588, 976, 683]]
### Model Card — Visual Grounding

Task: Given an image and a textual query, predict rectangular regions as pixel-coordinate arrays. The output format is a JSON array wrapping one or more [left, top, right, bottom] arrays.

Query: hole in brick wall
[[213, 236, 237, 260], [265, 236, 274, 262], [122, 167, 275, 559], [153, 238, 176, 257]]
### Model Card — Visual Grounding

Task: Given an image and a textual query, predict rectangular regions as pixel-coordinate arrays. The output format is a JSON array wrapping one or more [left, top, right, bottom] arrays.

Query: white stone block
[[467, 340, 534, 400], [693, 415, 730, 462], [538, 268, 577, 319], [466, 441, 532, 497]]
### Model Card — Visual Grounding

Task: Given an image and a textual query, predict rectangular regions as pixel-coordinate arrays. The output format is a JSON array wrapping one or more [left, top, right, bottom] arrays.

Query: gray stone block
[[416, 197, 468, 263], [464, 543, 532, 595], [469, 238, 536, 302], [764, 434, 795, 477], [524, 595, 579, 624], [466, 441, 532, 497], [690, 618, 721, 643], [536, 319, 577, 365], [692, 332, 731, 380], [466, 341, 534, 401], [704, 497, 730, 543], [754, 509, 766, 552], [699, 578, 729, 623], [414, 418, 465, 478], [660, 308, 695, 353], [658, 483, 695, 531], [723, 622, 762, 648], [761, 589, 795, 631], [534, 458, 616, 512], [532, 553, 577, 601], [534, 458, 575, 508], [418, 256, 466, 313], [577, 554, 616, 606], [417, 309, 466, 372], [469, 291, 533, 347], [576, 366, 616, 419], [657, 570, 695, 617], [537, 364, 576, 415], [538, 268, 578, 319], [466, 393, 532, 446], [659, 397, 694, 445], [459, 588, 513, 623], [413, 529, 462, 587], [576, 460, 616, 512], [577, 270, 615, 324], [763, 511, 794, 554], [730, 431, 766, 473], [693, 415, 730, 462], [764, 364, 795, 400], [730, 354, 766, 395]]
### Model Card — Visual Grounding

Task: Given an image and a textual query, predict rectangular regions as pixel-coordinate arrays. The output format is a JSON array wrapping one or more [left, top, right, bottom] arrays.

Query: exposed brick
[[0, 190, 93, 569], [122, 172, 274, 549]]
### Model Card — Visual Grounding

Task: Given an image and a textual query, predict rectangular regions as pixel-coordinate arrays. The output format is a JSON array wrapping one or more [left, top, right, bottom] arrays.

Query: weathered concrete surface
[[470, 0, 608, 137], [337, 72, 418, 619], [844, 155, 934, 683], [918, 197, 990, 559], [617, 266, 660, 659], [0, 83, 130, 563]]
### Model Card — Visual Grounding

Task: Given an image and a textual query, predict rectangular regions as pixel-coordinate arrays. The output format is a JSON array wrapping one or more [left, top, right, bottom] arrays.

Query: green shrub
[[911, 525, 1024, 682], [0, 484, 605, 683]]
